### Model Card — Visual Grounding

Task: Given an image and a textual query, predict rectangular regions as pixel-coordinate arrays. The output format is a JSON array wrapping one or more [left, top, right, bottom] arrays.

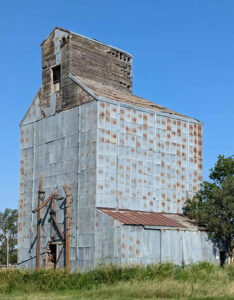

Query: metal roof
[[97, 208, 186, 228], [69, 74, 202, 123]]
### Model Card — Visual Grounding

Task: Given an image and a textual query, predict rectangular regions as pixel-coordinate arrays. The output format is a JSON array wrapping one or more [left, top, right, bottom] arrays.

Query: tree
[[184, 155, 234, 263], [0, 208, 18, 265]]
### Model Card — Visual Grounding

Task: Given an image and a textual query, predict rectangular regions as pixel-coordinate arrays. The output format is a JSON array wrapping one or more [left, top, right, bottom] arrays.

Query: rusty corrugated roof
[[97, 208, 186, 228]]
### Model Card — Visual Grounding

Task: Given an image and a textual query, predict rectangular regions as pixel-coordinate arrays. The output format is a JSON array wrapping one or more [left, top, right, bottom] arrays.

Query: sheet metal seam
[[76, 105, 81, 260], [30, 122, 36, 258], [153, 113, 156, 211], [116, 104, 120, 210], [186, 119, 190, 201]]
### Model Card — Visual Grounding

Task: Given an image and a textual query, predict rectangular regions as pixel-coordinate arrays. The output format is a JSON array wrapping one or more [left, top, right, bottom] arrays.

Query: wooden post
[[36, 174, 44, 269], [64, 185, 71, 270]]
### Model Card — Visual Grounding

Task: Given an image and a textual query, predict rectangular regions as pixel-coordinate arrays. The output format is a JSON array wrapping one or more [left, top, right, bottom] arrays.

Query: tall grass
[[0, 262, 233, 299]]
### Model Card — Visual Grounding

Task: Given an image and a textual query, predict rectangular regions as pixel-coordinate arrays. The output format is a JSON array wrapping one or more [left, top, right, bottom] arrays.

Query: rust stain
[[136, 142, 141, 148], [100, 112, 105, 119], [20, 168, 24, 175]]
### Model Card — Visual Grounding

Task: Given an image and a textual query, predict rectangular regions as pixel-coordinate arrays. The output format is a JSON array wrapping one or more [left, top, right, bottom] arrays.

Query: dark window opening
[[220, 251, 226, 267], [52, 65, 61, 84], [52, 65, 61, 91]]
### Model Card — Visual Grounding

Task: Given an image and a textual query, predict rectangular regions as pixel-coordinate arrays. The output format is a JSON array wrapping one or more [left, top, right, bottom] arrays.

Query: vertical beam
[[50, 196, 55, 240], [64, 185, 71, 270], [36, 174, 44, 269], [160, 229, 162, 264], [6, 233, 9, 269]]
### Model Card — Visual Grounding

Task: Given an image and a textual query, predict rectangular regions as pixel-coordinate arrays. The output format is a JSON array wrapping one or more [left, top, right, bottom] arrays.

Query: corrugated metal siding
[[19, 106, 80, 268], [96, 101, 202, 214], [95, 210, 121, 267], [19, 101, 98, 270], [119, 226, 218, 266]]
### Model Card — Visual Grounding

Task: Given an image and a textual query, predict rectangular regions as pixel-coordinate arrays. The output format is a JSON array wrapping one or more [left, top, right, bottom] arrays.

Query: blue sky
[[0, 0, 233, 211]]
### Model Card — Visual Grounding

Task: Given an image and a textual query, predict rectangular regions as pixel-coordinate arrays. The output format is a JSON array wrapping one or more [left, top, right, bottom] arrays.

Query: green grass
[[0, 262, 233, 299]]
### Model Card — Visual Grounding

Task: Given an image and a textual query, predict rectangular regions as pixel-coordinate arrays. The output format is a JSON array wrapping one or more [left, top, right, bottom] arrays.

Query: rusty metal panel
[[96, 100, 203, 214], [117, 225, 217, 266], [95, 210, 121, 267], [120, 225, 161, 265]]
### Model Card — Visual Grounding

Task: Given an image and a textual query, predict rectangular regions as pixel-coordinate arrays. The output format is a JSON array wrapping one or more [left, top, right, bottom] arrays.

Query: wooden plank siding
[[40, 27, 133, 114]]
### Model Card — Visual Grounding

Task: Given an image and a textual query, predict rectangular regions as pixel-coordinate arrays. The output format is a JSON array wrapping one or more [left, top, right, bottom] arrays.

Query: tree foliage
[[184, 155, 234, 259], [0, 208, 18, 265]]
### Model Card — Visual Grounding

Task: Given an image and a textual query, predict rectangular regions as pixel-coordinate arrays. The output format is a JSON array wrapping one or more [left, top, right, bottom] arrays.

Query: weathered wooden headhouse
[[18, 27, 219, 270]]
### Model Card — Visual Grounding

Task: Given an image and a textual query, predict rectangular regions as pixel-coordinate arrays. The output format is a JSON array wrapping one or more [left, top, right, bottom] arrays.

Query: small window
[[51, 65, 61, 92]]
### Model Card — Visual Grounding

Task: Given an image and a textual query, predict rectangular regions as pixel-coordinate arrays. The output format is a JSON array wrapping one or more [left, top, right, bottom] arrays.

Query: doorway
[[220, 251, 226, 267], [45, 242, 57, 269]]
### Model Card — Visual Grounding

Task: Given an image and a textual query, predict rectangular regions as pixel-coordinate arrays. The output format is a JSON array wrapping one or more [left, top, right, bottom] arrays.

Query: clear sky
[[0, 0, 233, 211]]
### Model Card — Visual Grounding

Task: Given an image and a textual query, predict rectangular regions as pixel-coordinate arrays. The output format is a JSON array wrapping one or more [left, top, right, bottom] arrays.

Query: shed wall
[[119, 226, 218, 265], [95, 210, 121, 267]]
